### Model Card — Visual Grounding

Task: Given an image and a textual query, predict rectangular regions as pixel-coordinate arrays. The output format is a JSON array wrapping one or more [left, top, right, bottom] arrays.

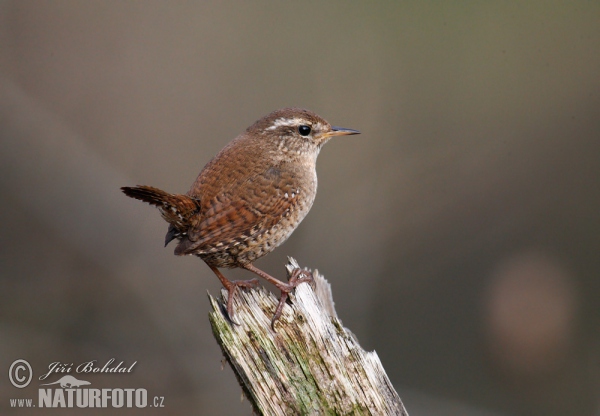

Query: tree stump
[[209, 258, 408, 415]]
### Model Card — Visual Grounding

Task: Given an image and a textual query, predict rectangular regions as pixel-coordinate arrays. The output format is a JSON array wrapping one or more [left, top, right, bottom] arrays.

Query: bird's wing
[[174, 167, 301, 256]]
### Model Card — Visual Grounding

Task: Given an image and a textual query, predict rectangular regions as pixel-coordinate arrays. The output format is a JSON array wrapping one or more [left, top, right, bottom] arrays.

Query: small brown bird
[[122, 107, 359, 327]]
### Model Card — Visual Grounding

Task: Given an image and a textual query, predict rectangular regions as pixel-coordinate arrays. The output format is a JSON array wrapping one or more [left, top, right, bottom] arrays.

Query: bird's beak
[[325, 126, 361, 137]]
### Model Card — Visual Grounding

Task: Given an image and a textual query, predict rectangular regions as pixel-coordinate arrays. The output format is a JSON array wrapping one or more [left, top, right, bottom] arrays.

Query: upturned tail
[[121, 185, 200, 246]]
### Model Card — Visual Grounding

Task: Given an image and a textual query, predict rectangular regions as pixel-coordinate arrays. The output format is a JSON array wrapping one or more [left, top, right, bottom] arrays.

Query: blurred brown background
[[1, 1, 599, 415]]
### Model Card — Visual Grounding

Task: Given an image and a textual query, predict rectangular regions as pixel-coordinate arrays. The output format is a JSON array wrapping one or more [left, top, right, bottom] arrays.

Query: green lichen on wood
[[208, 260, 408, 416]]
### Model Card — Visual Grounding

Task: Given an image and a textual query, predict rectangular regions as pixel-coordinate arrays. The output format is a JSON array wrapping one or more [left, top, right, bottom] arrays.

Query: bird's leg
[[207, 264, 259, 324], [241, 263, 313, 330]]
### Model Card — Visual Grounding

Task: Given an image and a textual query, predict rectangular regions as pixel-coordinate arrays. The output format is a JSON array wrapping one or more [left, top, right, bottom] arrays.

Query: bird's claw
[[271, 268, 314, 330]]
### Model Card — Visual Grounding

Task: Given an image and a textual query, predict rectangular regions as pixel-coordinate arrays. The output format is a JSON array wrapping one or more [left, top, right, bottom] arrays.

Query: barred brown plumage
[[122, 107, 359, 328]]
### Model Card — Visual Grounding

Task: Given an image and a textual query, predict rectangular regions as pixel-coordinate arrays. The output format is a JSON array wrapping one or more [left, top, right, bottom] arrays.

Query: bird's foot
[[271, 268, 314, 330], [223, 278, 259, 325], [238, 263, 313, 330]]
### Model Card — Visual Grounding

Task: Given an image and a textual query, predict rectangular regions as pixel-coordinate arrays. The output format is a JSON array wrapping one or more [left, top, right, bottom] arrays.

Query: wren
[[122, 107, 359, 328]]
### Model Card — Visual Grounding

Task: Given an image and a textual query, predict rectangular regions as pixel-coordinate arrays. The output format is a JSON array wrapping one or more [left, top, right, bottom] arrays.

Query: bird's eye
[[298, 125, 311, 136]]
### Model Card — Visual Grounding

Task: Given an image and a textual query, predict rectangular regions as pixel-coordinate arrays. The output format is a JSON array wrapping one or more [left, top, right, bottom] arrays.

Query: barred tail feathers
[[121, 185, 199, 243]]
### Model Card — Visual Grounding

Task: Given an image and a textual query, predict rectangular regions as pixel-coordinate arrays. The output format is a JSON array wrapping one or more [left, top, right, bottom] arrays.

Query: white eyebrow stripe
[[265, 117, 306, 130]]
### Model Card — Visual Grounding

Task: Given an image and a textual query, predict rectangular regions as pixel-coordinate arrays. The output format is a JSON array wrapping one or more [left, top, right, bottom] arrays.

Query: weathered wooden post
[[209, 258, 408, 415]]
